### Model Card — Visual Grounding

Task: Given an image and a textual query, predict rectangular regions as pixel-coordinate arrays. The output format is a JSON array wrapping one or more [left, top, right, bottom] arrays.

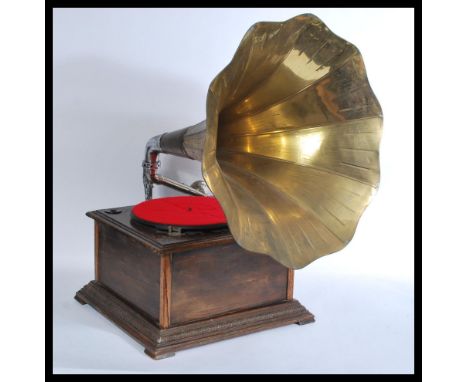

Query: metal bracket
[[167, 226, 182, 237]]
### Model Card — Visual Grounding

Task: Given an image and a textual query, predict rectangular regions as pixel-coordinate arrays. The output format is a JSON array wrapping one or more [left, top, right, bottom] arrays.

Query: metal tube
[[142, 120, 207, 199]]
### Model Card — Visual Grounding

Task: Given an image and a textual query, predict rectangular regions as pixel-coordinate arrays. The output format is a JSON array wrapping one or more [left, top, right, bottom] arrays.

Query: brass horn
[[142, 14, 383, 269]]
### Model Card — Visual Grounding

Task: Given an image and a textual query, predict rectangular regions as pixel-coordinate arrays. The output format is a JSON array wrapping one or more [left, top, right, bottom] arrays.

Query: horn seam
[[218, 148, 379, 188]]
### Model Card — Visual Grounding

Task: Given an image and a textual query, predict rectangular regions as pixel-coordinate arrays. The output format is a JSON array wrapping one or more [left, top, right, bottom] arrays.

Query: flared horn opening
[[202, 14, 383, 269]]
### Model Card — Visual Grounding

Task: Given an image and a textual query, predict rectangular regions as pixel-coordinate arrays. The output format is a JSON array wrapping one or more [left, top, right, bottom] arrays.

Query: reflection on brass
[[143, 14, 383, 269]]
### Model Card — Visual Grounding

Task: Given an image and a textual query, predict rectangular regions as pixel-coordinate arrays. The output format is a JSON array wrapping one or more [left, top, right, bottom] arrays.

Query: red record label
[[131, 196, 227, 228]]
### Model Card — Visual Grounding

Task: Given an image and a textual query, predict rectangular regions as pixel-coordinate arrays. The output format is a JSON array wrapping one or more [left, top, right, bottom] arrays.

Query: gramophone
[[75, 13, 382, 360]]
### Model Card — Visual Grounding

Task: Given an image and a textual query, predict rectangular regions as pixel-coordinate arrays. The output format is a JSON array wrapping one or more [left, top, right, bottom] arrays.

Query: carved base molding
[[75, 281, 315, 360]]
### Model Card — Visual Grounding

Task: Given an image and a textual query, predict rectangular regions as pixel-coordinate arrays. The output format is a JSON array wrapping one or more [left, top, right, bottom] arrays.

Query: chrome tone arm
[[153, 174, 205, 196], [142, 134, 163, 200], [142, 121, 207, 199]]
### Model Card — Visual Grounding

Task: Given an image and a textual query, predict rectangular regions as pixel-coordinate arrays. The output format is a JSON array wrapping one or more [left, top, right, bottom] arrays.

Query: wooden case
[[75, 206, 314, 359]]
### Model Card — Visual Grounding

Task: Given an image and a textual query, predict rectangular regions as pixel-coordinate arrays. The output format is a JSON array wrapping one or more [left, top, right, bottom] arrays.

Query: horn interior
[[202, 14, 383, 269]]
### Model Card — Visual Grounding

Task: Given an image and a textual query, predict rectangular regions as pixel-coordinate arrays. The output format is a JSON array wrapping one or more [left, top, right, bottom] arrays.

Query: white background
[[51, 8, 414, 373]]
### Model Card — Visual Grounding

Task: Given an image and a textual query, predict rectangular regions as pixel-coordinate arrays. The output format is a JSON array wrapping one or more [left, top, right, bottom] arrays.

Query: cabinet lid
[[87, 205, 234, 255]]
